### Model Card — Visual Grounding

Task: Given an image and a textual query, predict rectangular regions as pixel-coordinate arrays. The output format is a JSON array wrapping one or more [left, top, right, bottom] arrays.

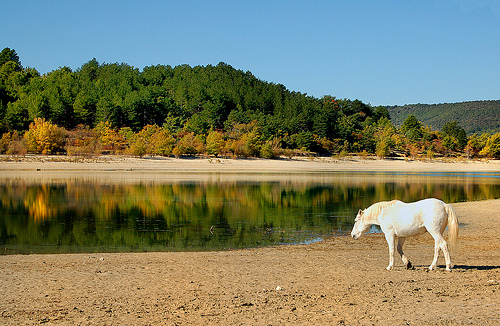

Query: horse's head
[[351, 209, 370, 240]]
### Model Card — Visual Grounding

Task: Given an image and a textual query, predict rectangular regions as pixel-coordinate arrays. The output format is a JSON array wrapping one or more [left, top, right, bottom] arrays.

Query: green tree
[[0, 48, 33, 130], [442, 121, 467, 150], [73, 86, 97, 126], [442, 135, 459, 153], [0, 48, 23, 104], [373, 106, 390, 122], [359, 123, 377, 153], [184, 112, 210, 134], [313, 96, 339, 139], [375, 137, 391, 158], [0, 48, 21, 67], [43, 67, 78, 128], [291, 131, 314, 151], [400, 115, 423, 140], [4, 76, 48, 131]]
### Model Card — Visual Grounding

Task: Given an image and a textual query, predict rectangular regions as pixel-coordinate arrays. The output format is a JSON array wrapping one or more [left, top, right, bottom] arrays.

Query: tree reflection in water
[[1, 172, 499, 254]]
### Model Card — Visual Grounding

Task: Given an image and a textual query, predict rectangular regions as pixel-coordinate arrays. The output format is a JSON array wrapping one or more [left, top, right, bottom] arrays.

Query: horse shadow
[[410, 264, 500, 271], [451, 265, 500, 271]]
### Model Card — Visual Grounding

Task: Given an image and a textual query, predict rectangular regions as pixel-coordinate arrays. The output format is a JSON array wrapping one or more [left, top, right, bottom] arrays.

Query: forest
[[1, 47, 500, 159], [387, 100, 500, 135]]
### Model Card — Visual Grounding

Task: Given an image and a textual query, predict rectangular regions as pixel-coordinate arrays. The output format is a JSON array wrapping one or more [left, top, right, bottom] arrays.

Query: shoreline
[[1, 154, 500, 173], [2, 155, 499, 184]]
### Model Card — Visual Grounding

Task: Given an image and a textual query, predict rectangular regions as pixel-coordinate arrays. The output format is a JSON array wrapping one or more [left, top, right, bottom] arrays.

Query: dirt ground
[[1, 197, 499, 325]]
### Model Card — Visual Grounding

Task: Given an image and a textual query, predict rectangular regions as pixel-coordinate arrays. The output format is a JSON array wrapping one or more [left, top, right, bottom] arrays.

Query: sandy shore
[[1, 156, 499, 325], [1, 155, 500, 173], [1, 155, 500, 183]]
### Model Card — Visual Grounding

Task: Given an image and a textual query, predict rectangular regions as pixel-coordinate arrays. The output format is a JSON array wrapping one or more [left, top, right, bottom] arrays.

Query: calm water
[[1, 172, 500, 255]]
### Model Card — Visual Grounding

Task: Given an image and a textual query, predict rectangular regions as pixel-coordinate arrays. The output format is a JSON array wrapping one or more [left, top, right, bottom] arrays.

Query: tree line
[[1, 47, 500, 159], [387, 100, 500, 135]]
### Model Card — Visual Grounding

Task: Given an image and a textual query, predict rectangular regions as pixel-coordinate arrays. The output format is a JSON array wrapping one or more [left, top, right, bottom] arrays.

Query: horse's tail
[[445, 204, 459, 256]]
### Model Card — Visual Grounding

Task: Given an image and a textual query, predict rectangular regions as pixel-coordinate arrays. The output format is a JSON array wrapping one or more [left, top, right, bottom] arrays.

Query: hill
[[1, 47, 392, 153], [386, 100, 500, 135]]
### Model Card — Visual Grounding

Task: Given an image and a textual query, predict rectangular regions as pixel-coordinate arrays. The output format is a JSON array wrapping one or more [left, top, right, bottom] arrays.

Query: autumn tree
[[93, 121, 128, 153], [206, 130, 225, 156], [0, 131, 26, 155], [374, 118, 395, 158], [465, 133, 489, 158], [151, 128, 174, 156], [479, 133, 500, 158], [24, 118, 66, 154], [173, 132, 205, 157]]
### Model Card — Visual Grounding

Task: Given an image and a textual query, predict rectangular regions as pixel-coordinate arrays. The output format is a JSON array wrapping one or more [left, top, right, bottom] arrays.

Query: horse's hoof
[[386, 266, 393, 271], [429, 265, 435, 271], [406, 261, 414, 270]]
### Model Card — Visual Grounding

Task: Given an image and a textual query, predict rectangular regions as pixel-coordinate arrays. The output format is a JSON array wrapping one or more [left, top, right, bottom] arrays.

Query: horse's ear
[[358, 209, 363, 215]]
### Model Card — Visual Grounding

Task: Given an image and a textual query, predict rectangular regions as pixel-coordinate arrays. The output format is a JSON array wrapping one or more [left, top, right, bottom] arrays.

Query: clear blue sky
[[2, 0, 499, 106]]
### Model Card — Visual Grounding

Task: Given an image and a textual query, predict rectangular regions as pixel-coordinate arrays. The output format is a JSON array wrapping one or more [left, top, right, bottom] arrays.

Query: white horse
[[351, 198, 459, 271]]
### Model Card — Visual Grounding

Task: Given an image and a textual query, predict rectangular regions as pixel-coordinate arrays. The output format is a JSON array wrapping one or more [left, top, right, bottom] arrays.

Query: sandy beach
[[1, 155, 500, 183], [1, 156, 499, 325], [2, 154, 500, 174]]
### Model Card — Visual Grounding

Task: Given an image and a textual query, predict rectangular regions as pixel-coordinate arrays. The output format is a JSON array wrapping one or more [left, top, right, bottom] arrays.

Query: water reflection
[[1, 172, 500, 255]]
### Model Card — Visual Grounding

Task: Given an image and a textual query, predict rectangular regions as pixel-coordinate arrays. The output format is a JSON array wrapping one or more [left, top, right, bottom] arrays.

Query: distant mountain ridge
[[386, 100, 500, 135]]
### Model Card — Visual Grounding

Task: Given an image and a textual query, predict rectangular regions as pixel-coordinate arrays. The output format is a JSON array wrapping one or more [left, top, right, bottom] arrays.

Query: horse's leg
[[429, 233, 452, 271], [385, 233, 395, 270], [397, 237, 412, 269]]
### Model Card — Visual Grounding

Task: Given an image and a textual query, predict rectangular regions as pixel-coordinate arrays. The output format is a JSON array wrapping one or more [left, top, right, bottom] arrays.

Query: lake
[[1, 171, 500, 255]]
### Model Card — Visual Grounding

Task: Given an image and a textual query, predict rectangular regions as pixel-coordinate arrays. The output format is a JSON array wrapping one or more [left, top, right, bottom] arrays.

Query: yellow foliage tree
[[173, 132, 205, 156], [206, 130, 225, 157], [151, 128, 174, 156], [127, 124, 158, 157], [225, 121, 261, 157], [24, 118, 66, 154], [93, 121, 127, 153], [479, 133, 500, 158]]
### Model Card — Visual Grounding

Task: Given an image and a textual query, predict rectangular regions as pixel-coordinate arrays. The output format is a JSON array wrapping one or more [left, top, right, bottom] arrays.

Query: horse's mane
[[363, 200, 400, 221]]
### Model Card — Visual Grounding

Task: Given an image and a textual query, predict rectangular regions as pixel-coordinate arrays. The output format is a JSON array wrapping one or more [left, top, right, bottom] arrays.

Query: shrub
[[65, 125, 98, 156], [260, 143, 274, 159], [0, 133, 11, 153], [0, 131, 27, 155], [375, 137, 391, 158], [24, 118, 67, 154]]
